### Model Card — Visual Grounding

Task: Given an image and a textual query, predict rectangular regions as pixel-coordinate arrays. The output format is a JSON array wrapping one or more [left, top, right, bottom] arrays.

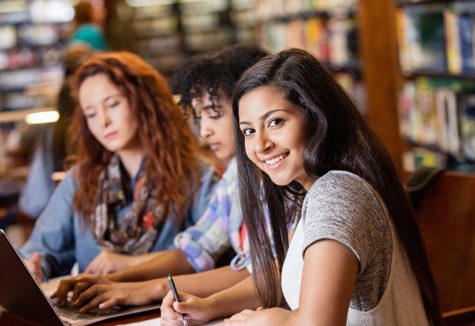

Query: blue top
[[69, 24, 108, 51], [19, 128, 55, 218], [20, 164, 218, 279]]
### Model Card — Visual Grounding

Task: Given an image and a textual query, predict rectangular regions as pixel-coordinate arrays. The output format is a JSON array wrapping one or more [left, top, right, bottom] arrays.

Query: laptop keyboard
[[54, 302, 122, 320]]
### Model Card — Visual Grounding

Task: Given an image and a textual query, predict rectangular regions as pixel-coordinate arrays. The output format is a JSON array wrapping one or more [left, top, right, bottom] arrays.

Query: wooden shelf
[[411, 171, 475, 321], [266, 6, 358, 23], [396, 0, 474, 6], [403, 69, 475, 80], [325, 62, 362, 75]]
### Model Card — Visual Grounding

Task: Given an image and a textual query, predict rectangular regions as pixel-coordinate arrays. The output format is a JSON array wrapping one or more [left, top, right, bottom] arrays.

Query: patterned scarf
[[92, 155, 164, 255]]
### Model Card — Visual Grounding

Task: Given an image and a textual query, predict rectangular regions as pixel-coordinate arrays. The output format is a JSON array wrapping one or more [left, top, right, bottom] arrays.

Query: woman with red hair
[[21, 52, 218, 281]]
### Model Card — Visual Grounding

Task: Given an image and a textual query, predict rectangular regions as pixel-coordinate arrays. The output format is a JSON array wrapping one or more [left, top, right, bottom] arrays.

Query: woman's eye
[[108, 100, 119, 108], [268, 118, 283, 127], [82, 108, 96, 119], [242, 128, 254, 137], [203, 108, 221, 119], [209, 111, 222, 119]]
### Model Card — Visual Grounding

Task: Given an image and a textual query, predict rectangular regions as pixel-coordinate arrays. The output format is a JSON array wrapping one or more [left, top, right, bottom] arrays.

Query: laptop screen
[[0, 229, 63, 325]]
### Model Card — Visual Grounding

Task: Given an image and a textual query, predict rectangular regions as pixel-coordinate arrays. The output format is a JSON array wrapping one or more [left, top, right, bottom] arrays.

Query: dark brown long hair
[[71, 51, 201, 224], [232, 48, 441, 324], [73, 2, 94, 26]]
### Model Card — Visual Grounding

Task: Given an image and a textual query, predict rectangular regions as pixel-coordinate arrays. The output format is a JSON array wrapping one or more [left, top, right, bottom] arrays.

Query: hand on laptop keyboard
[[51, 296, 122, 320]]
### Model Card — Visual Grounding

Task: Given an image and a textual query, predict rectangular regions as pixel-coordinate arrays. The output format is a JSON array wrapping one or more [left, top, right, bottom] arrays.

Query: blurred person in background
[[18, 43, 93, 221], [69, 0, 108, 51]]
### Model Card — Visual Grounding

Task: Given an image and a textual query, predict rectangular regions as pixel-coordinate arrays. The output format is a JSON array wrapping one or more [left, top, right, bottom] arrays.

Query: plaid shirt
[[174, 159, 250, 272]]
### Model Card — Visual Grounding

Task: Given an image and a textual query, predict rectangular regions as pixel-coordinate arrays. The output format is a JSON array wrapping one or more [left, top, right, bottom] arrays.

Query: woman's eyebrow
[[239, 109, 283, 126]]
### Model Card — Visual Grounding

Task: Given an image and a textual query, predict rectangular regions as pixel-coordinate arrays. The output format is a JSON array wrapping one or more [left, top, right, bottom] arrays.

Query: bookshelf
[[256, 0, 366, 116], [0, 0, 72, 113], [360, 2, 475, 321], [395, 0, 475, 172], [357, 0, 475, 174], [116, 0, 258, 77]]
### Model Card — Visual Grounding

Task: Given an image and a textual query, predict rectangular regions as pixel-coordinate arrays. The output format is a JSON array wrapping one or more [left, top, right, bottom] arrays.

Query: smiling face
[[239, 86, 316, 190], [192, 91, 235, 163], [78, 73, 140, 155]]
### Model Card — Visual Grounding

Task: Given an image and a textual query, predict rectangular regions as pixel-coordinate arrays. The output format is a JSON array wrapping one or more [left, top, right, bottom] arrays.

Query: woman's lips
[[104, 131, 118, 140], [209, 143, 220, 152]]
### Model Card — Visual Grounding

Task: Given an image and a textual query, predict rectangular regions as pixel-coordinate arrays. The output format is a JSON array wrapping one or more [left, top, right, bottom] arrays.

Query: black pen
[[167, 274, 189, 326]]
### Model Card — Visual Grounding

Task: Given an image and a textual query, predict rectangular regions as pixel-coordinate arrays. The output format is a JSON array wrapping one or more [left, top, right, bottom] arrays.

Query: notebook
[[0, 229, 160, 326], [119, 317, 224, 326]]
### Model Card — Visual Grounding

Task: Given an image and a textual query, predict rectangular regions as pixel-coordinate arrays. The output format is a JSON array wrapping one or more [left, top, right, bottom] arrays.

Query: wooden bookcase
[[360, 0, 475, 322], [359, 0, 405, 173]]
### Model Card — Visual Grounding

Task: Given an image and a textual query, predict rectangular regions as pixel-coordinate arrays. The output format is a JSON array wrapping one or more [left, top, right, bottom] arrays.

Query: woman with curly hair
[[49, 45, 269, 317], [21, 51, 218, 282]]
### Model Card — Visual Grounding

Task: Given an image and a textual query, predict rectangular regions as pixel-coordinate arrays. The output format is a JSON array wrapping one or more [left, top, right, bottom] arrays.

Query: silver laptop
[[0, 229, 160, 326]]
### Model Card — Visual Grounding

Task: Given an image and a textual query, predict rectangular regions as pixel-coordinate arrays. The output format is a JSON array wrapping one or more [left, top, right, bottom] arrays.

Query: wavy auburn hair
[[232, 49, 441, 325], [71, 51, 201, 223]]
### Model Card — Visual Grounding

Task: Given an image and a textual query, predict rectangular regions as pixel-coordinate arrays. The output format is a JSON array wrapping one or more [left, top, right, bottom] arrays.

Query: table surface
[[0, 306, 161, 325]]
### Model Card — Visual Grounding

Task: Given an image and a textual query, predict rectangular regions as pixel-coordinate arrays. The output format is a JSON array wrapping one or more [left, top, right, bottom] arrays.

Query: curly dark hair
[[171, 44, 268, 120], [71, 51, 202, 224]]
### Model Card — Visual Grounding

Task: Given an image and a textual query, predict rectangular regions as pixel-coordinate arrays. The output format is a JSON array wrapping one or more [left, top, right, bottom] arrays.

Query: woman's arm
[[160, 273, 259, 325], [20, 172, 78, 279], [284, 239, 358, 325], [107, 249, 195, 282], [204, 273, 259, 320], [58, 265, 249, 312], [172, 265, 250, 299], [83, 250, 172, 275], [224, 240, 358, 326]]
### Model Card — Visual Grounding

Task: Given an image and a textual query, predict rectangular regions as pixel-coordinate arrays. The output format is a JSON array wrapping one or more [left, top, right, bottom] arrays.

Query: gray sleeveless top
[[281, 171, 428, 325]]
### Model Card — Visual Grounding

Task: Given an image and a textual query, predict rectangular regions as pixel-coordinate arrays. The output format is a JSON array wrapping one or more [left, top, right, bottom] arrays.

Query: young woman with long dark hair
[[223, 48, 441, 325]]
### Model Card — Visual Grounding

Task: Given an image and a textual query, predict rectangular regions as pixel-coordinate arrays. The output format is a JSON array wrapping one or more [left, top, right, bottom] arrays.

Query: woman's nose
[[98, 109, 111, 127], [254, 131, 272, 153], [200, 119, 213, 139]]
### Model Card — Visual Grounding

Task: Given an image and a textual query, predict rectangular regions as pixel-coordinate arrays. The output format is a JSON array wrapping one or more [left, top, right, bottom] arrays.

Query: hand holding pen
[[167, 274, 189, 326]]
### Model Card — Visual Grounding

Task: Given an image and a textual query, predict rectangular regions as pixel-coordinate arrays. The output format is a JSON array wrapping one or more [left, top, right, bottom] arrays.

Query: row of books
[[397, 2, 475, 74], [256, 0, 357, 19], [129, 0, 258, 74], [258, 1, 364, 117], [261, 15, 359, 68], [398, 78, 475, 162], [0, 65, 62, 110], [0, 47, 61, 75], [444, 2, 475, 74], [0, 0, 72, 114], [0, 24, 63, 51], [0, 0, 73, 25], [402, 147, 448, 172], [334, 72, 367, 117], [0, 91, 41, 111]]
